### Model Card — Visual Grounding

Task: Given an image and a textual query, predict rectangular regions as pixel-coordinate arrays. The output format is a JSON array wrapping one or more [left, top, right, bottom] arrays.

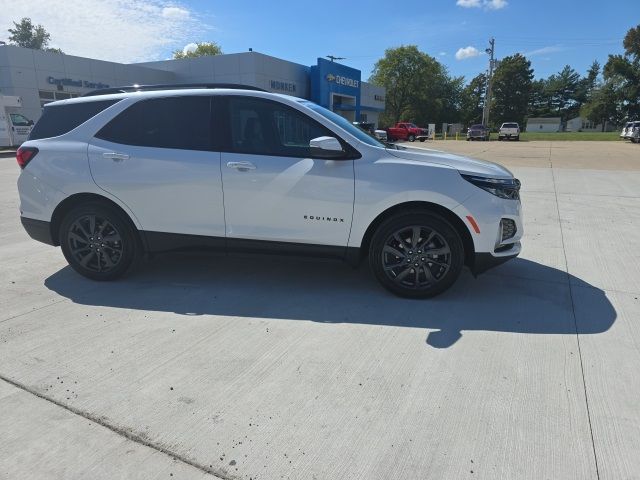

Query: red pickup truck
[[386, 122, 428, 142]]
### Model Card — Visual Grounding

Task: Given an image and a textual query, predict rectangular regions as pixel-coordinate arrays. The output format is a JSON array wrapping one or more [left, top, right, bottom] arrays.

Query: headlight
[[461, 174, 521, 200]]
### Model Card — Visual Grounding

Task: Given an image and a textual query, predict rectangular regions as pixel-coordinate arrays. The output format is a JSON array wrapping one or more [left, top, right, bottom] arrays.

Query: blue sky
[[1, 0, 636, 83], [185, 0, 635, 82]]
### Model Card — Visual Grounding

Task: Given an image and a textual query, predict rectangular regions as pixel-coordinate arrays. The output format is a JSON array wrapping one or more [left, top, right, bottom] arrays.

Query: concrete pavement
[[1, 141, 639, 479]]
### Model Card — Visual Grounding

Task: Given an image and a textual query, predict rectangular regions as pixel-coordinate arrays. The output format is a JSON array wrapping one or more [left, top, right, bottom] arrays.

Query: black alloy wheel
[[60, 203, 138, 280], [369, 212, 464, 298]]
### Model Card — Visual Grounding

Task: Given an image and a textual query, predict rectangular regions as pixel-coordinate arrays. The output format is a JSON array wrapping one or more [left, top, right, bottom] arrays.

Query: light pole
[[482, 38, 495, 128]]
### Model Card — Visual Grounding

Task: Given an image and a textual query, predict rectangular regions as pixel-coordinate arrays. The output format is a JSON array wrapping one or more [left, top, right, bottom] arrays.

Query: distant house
[[566, 116, 616, 132], [526, 117, 562, 132]]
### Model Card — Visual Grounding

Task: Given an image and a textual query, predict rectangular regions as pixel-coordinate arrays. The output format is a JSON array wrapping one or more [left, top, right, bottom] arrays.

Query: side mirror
[[309, 136, 344, 158], [28, 120, 34, 126]]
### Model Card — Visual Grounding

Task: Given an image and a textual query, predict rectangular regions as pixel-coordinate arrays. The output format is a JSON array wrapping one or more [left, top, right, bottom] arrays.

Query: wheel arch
[[50, 193, 146, 250], [355, 201, 475, 267]]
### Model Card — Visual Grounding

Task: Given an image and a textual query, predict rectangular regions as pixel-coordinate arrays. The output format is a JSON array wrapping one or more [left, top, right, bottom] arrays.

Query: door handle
[[226, 161, 256, 171], [103, 152, 129, 162]]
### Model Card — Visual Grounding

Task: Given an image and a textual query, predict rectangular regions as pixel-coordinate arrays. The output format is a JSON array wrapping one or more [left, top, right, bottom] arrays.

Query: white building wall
[[526, 122, 561, 133], [0, 45, 174, 122]]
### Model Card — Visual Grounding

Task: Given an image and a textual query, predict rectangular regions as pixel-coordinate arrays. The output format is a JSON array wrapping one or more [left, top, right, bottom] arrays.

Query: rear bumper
[[21, 217, 55, 246]]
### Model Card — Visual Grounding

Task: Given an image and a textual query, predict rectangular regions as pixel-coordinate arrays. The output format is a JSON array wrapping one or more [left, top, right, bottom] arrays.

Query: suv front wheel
[[59, 203, 139, 281], [369, 212, 464, 298]]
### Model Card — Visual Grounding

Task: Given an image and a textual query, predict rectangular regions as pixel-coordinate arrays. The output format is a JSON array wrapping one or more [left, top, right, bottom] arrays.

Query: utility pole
[[482, 38, 495, 128]]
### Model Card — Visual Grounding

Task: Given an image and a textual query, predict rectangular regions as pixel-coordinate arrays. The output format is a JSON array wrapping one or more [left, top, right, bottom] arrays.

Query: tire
[[368, 212, 464, 298], [498, 136, 503, 141], [59, 202, 139, 281], [466, 138, 470, 141], [515, 135, 520, 141], [419, 138, 426, 142], [408, 134, 416, 142]]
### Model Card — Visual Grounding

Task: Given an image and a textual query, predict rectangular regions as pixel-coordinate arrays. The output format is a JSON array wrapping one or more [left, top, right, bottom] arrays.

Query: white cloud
[[0, 0, 210, 63], [182, 42, 198, 55], [456, 0, 482, 6], [162, 6, 190, 20], [485, 0, 508, 9], [439, 52, 447, 56], [456, 0, 508, 9], [455, 46, 482, 60]]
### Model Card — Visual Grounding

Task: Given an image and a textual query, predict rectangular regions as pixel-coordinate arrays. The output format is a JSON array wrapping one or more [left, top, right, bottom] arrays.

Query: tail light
[[16, 146, 38, 169]]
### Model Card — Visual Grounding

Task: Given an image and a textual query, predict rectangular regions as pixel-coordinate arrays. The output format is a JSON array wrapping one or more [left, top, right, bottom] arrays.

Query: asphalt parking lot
[[1, 140, 639, 479]]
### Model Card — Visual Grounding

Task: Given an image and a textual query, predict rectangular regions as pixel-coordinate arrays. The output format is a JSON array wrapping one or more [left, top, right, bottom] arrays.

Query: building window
[[54, 92, 72, 100], [539, 125, 543, 129], [39, 90, 55, 100]]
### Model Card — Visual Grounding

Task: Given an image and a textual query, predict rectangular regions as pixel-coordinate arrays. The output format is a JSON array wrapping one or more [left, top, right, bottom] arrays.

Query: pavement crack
[[0, 298, 70, 324], [550, 157, 601, 480], [0, 374, 235, 480]]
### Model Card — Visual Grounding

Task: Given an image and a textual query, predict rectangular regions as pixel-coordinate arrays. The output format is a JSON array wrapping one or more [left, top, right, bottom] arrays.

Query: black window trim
[[214, 95, 360, 160]]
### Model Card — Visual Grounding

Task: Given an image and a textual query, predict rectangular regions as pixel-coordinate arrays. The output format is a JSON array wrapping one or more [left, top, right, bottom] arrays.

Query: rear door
[[218, 95, 355, 251], [88, 95, 225, 240]]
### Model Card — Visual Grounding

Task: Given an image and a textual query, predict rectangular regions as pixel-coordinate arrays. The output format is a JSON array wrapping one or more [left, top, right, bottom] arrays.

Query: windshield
[[300, 101, 385, 148], [10, 113, 31, 126]]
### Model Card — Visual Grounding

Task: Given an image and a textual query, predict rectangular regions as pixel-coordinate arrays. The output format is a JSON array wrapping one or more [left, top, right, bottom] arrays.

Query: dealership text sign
[[47, 76, 110, 89], [325, 74, 359, 88]]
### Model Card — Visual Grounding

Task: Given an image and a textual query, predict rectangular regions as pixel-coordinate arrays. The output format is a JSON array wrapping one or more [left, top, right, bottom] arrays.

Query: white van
[[0, 96, 34, 147]]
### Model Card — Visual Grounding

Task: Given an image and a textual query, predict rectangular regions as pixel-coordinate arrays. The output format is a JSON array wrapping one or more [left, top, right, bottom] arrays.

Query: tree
[[583, 25, 640, 123], [8, 17, 50, 50], [623, 24, 640, 59], [369, 45, 459, 127], [581, 82, 623, 130], [173, 42, 222, 59], [490, 54, 534, 127], [459, 73, 486, 125]]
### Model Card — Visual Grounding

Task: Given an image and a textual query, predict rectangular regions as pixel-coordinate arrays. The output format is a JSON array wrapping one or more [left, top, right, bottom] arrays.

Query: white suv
[[16, 84, 523, 298]]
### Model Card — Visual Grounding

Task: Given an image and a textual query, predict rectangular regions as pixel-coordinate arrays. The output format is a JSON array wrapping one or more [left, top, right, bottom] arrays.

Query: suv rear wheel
[[59, 203, 139, 281], [369, 212, 464, 298]]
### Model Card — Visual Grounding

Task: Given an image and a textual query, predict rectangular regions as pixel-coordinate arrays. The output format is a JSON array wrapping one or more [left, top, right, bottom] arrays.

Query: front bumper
[[21, 217, 55, 246], [471, 243, 520, 275]]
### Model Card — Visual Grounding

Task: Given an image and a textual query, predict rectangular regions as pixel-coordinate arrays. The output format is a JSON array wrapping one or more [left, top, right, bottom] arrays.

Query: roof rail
[[83, 83, 267, 97]]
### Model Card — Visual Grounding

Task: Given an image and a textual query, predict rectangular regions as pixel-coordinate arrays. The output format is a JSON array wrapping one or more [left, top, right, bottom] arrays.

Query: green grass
[[440, 131, 621, 141]]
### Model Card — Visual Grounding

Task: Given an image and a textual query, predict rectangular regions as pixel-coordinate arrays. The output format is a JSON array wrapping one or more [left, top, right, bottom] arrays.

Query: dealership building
[[0, 45, 386, 127]]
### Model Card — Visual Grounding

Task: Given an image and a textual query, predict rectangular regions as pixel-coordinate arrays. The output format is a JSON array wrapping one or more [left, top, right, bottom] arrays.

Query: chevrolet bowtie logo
[[326, 74, 336, 82]]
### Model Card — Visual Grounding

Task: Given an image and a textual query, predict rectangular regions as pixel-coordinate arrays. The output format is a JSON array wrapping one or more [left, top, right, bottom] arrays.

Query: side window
[[227, 96, 337, 157], [96, 96, 212, 151]]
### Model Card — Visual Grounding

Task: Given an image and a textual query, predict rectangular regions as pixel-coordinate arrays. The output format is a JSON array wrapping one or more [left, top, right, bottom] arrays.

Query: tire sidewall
[[59, 203, 138, 281], [368, 212, 465, 298]]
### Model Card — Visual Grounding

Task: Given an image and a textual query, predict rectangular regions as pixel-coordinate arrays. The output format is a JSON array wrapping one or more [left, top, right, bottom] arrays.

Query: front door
[[219, 96, 355, 251], [88, 95, 225, 239]]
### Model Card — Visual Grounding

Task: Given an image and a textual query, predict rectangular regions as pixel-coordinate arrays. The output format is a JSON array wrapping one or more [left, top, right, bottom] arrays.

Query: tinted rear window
[[95, 96, 212, 151], [502, 123, 518, 128], [29, 100, 119, 140]]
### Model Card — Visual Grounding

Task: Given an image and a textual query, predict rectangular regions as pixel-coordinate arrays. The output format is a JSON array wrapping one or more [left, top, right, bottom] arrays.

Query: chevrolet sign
[[325, 73, 359, 88]]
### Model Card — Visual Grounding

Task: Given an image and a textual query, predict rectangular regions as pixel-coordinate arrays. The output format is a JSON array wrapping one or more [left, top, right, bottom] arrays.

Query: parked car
[[630, 122, 640, 143], [498, 122, 520, 141], [353, 121, 387, 142], [17, 84, 522, 299], [387, 122, 428, 142], [467, 124, 490, 141], [620, 121, 634, 140]]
